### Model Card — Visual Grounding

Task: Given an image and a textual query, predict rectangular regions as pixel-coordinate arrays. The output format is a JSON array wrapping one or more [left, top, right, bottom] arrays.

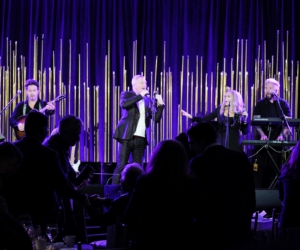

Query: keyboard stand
[[264, 124, 281, 189]]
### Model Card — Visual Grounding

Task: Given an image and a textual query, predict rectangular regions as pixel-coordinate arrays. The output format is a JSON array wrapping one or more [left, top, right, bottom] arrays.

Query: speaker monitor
[[255, 188, 282, 213]]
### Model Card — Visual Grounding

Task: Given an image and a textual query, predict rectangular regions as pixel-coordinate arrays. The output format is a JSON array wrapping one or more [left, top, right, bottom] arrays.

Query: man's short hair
[[131, 75, 146, 86], [25, 79, 39, 89], [265, 78, 280, 88], [120, 163, 143, 192], [24, 110, 48, 137], [59, 115, 83, 135], [187, 122, 218, 145]]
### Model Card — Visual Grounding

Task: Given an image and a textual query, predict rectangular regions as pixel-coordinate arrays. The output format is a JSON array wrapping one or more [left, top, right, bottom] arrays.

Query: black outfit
[[192, 106, 248, 151], [43, 134, 86, 242], [112, 91, 164, 183], [253, 97, 291, 140], [253, 97, 291, 188], [43, 134, 77, 183], [189, 145, 256, 249], [87, 193, 131, 227], [278, 169, 300, 229], [3, 136, 86, 236], [9, 99, 54, 129], [124, 175, 205, 250]]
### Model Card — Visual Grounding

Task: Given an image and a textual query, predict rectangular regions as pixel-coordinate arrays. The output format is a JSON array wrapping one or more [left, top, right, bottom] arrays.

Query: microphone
[[153, 91, 157, 98], [270, 91, 278, 98], [242, 108, 247, 118], [17, 90, 22, 95]]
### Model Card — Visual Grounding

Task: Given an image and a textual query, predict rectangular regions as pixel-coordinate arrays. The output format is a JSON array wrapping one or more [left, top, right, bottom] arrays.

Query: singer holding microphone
[[9, 79, 55, 139], [181, 90, 248, 151], [112, 75, 165, 184]]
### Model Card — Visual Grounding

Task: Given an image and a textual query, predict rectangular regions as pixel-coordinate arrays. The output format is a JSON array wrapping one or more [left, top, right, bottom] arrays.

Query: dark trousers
[[112, 137, 146, 184]]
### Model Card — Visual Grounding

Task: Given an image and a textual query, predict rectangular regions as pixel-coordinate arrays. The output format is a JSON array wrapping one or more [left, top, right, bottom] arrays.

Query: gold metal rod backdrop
[[179, 71, 183, 133], [87, 86, 90, 162], [33, 36, 37, 79], [210, 72, 213, 112], [235, 40, 239, 90], [240, 41, 244, 94], [264, 41, 266, 84], [186, 56, 190, 129], [169, 71, 173, 139], [40, 35, 44, 86], [78, 54, 81, 161], [69, 40, 72, 114], [104, 56, 108, 162], [200, 57, 203, 114], [220, 72, 224, 101], [83, 82, 87, 160], [190, 72, 193, 123], [113, 72, 117, 163], [216, 63, 219, 109], [276, 30, 279, 77], [195, 56, 199, 115], [107, 41, 111, 162], [123, 56, 126, 91], [205, 74, 208, 114]]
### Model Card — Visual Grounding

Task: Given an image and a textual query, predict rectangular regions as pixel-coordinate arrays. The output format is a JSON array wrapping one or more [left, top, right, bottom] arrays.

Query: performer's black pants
[[112, 137, 146, 184]]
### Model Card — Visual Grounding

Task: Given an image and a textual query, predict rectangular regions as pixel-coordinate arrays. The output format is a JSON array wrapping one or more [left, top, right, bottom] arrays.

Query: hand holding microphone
[[140, 89, 149, 97], [241, 108, 248, 120], [155, 92, 164, 105]]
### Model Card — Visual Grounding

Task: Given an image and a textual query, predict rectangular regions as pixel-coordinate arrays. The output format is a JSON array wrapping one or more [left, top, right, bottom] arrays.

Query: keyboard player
[[252, 78, 291, 188]]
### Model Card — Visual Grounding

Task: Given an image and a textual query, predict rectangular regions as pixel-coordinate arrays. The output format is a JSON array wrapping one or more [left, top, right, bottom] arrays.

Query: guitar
[[14, 94, 66, 140]]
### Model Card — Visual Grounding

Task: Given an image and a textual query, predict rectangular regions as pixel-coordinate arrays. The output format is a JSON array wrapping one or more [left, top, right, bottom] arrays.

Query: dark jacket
[[113, 91, 164, 144], [4, 136, 85, 219], [253, 97, 291, 140], [43, 134, 77, 184]]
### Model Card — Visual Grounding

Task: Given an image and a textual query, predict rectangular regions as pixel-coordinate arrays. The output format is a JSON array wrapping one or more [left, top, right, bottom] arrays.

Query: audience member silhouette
[[87, 163, 144, 227], [279, 140, 300, 229], [187, 122, 255, 250], [175, 132, 196, 161], [6, 110, 88, 236], [125, 140, 205, 250], [0, 142, 32, 250], [43, 114, 86, 241]]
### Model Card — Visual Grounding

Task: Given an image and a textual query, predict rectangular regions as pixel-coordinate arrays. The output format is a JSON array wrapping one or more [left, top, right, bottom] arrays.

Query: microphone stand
[[0, 91, 21, 116], [0, 91, 21, 141], [150, 93, 157, 151], [274, 95, 293, 138], [274, 95, 292, 168], [225, 103, 230, 148]]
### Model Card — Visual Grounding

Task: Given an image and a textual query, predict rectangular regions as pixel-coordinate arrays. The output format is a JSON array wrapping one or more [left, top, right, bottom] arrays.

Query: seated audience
[[175, 132, 196, 161], [87, 163, 144, 227], [187, 122, 256, 250], [43, 115, 86, 240], [0, 142, 32, 250], [124, 140, 205, 250], [5, 110, 89, 237]]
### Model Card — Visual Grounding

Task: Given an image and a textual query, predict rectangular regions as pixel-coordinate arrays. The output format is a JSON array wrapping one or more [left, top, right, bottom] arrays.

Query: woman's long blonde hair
[[220, 90, 244, 115]]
